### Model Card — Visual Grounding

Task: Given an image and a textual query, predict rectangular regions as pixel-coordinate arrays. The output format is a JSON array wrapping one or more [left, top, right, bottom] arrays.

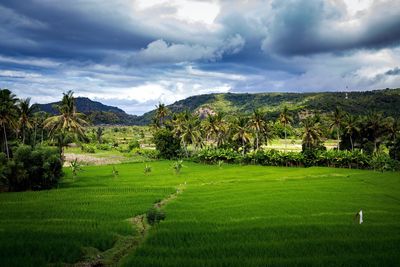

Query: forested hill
[[140, 88, 400, 124], [34, 97, 140, 125], [35, 88, 400, 125]]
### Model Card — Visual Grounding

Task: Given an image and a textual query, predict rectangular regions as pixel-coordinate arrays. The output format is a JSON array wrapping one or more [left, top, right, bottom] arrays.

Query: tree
[[343, 114, 360, 151], [154, 103, 169, 127], [44, 91, 88, 158], [365, 112, 386, 153], [279, 106, 293, 150], [96, 127, 104, 143], [232, 116, 251, 156], [329, 107, 344, 150], [249, 109, 267, 150], [172, 111, 202, 156], [202, 112, 227, 147], [301, 116, 323, 152], [0, 89, 18, 159], [17, 98, 35, 144]]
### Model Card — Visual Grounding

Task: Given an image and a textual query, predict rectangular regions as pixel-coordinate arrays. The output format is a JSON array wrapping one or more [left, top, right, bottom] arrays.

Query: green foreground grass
[[0, 162, 399, 266]]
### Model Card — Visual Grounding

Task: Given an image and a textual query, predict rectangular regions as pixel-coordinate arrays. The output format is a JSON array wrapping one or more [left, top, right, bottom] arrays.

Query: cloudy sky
[[1, 0, 400, 114]]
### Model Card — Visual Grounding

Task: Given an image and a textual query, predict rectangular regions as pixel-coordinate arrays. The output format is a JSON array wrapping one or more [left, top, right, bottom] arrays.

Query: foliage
[[81, 144, 96, 153], [146, 208, 166, 226], [1, 145, 63, 191], [112, 166, 119, 178], [172, 160, 184, 174], [128, 139, 140, 151], [144, 164, 152, 175], [153, 129, 181, 159], [70, 158, 83, 180], [193, 147, 399, 171]]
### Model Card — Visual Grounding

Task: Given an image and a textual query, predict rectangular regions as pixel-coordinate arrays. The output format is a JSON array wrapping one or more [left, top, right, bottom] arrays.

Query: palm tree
[[329, 107, 344, 150], [365, 112, 385, 153], [249, 109, 267, 150], [343, 114, 360, 151], [172, 111, 202, 156], [155, 103, 169, 127], [279, 106, 293, 150], [44, 91, 88, 157], [301, 117, 323, 151], [232, 116, 251, 156], [17, 98, 35, 144], [0, 89, 18, 159], [202, 112, 227, 147]]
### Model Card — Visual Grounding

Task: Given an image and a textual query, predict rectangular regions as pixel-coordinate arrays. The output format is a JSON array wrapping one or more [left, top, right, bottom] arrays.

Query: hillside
[[34, 97, 139, 125], [140, 88, 400, 124], [35, 88, 400, 125]]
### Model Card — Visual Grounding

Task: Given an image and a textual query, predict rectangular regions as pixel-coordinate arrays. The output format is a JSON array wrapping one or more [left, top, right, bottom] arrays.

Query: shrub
[[173, 160, 184, 174], [96, 143, 112, 151], [2, 145, 63, 191], [194, 148, 240, 164], [81, 144, 96, 153], [146, 208, 166, 225], [153, 129, 181, 159], [128, 139, 140, 151]]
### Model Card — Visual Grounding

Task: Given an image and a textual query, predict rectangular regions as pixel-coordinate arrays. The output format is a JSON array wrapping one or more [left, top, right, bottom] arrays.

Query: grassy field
[[1, 162, 399, 266]]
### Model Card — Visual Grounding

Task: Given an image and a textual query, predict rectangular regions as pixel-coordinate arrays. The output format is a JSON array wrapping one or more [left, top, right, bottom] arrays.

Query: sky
[[0, 0, 400, 115]]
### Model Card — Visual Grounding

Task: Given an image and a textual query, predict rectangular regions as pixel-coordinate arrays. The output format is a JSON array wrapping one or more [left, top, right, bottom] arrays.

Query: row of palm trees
[[0, 89, 88, 159], [154, 103, 399, 155]]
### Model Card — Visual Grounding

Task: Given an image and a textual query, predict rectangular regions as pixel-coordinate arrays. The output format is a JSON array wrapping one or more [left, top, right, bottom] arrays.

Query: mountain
[[34, 97, 140, 125], [35, 88, 400, 125], [140, 88, 400, 124]]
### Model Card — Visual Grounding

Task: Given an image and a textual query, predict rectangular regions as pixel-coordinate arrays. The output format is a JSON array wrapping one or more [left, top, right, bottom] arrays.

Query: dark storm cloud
[[0, 1, 152, 60], [385, 67, 400, 76], [262, 0, 400, 56]]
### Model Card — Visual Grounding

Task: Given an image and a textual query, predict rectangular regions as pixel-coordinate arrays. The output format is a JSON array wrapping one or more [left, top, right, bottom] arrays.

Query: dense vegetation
[[141, 88, 400, 125], [1, 162, 399, 266], [151, 100, 400, 171], [34, 88, 400, 125]]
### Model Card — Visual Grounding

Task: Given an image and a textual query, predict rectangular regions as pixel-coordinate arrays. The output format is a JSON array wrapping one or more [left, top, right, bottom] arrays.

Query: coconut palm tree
[[343, 114, 360, 151], [249, 109, 266, 150], [301, 116, 323, 151], [202, 112, 227, 147], [232, 116, 251, 156], [279, 106, 293, 150], [0, 89, 18, 159], [44, 91, 88, 157], [329, 107, 344, 150], [365, 112, 385, 153], [17, 98, 36, 144], [172, 111, 203, 156], [155, 103, 169, 127]]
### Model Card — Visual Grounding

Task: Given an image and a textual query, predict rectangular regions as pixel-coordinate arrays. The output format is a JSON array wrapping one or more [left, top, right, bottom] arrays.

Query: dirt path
[[64, 153, 123, 166], [70, 184, 186, 267]]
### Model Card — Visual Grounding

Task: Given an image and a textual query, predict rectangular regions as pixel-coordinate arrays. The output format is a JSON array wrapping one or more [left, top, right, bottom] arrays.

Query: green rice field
[[0, 162, 399, 266]]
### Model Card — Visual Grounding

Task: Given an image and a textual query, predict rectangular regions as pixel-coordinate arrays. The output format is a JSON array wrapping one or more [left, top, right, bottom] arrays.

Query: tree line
[[152, 102, 400, 164], [0, 89, 88, 191]]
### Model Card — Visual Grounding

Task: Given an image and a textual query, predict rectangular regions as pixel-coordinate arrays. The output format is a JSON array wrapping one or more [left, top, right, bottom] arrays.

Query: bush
[[153, 129, 181, 159], [81, 144, 96, 153], [128, 139, 140, 151], [194, 148, 240, 164], [1, 145, 63, 191], [146, 208, 166, 225], [96, 143, 112, 151], [131, 148, 160, 159]]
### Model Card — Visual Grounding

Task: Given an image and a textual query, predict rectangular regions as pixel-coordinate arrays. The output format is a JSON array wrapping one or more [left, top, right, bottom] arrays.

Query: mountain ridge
[[35, 88, 400, 125]]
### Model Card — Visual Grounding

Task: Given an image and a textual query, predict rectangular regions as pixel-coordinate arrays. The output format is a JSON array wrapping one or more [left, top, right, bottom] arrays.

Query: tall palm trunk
[[255, 131, 259, 150], [242, 139, 245, 156], [350, 135, 354, 151], [337, 128, 340, 150], [22, 127, 25, 144], [3, 125, 9, 159], [284, 122, 287, 151]]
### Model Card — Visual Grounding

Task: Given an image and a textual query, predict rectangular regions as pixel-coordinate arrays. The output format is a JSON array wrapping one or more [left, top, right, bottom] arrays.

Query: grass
[[1, 162, 399, 266]]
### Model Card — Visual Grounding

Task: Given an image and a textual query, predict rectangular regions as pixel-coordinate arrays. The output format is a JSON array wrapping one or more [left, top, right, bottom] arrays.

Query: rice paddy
[[1, 162, 399, 266]]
